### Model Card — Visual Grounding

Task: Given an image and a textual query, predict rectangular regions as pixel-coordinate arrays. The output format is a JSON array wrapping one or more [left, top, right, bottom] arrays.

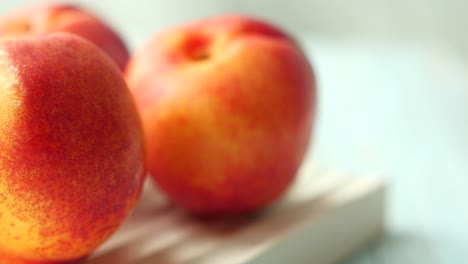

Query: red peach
[[0, 33, 145, 263], [126, 15, 316, 216], [0, 4, 129, 70]]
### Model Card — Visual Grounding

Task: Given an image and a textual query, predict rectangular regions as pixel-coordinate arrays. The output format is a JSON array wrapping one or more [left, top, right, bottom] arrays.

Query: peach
[[0, 33, 145, 263], [126, 15, 316, 216], [0, 4, 129, 70]]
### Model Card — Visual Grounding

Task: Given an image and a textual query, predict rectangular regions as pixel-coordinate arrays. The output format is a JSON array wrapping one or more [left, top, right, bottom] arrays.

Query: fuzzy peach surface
[[126, 15, 315, 215], [0, 33, 145, 263]]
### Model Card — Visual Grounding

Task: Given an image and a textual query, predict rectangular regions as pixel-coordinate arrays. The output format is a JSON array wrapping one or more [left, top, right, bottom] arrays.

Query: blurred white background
[[1, 0, 468, 53]]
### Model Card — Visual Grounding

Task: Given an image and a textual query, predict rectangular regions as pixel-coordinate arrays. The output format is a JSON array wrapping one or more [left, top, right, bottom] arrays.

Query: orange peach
[[0, 4, 129, 70], [126, 15, 316, 216], [0, 33, 145, 263]]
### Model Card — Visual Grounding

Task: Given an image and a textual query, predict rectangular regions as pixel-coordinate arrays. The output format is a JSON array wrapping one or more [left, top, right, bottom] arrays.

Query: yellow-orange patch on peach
[[0, 50, 44, 259], [0, 49, 22, 158]]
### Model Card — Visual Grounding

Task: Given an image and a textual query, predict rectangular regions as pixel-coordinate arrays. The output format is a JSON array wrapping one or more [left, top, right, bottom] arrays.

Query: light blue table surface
[[295, 36, 468, 264]]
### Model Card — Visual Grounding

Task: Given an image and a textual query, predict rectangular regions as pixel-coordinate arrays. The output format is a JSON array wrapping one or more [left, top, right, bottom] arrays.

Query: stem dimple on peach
[[193, 52, 210, 61], [182, 33, 213, 62]]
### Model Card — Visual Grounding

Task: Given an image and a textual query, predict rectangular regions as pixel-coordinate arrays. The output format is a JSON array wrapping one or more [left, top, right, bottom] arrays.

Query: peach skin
[[126, 15, 316, 216], [0, 33, 145, 263], [0, 4, 129, 70]]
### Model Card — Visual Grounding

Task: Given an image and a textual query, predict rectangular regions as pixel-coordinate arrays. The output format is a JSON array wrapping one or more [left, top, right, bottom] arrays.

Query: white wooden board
[[85, 163, 385, 264]]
